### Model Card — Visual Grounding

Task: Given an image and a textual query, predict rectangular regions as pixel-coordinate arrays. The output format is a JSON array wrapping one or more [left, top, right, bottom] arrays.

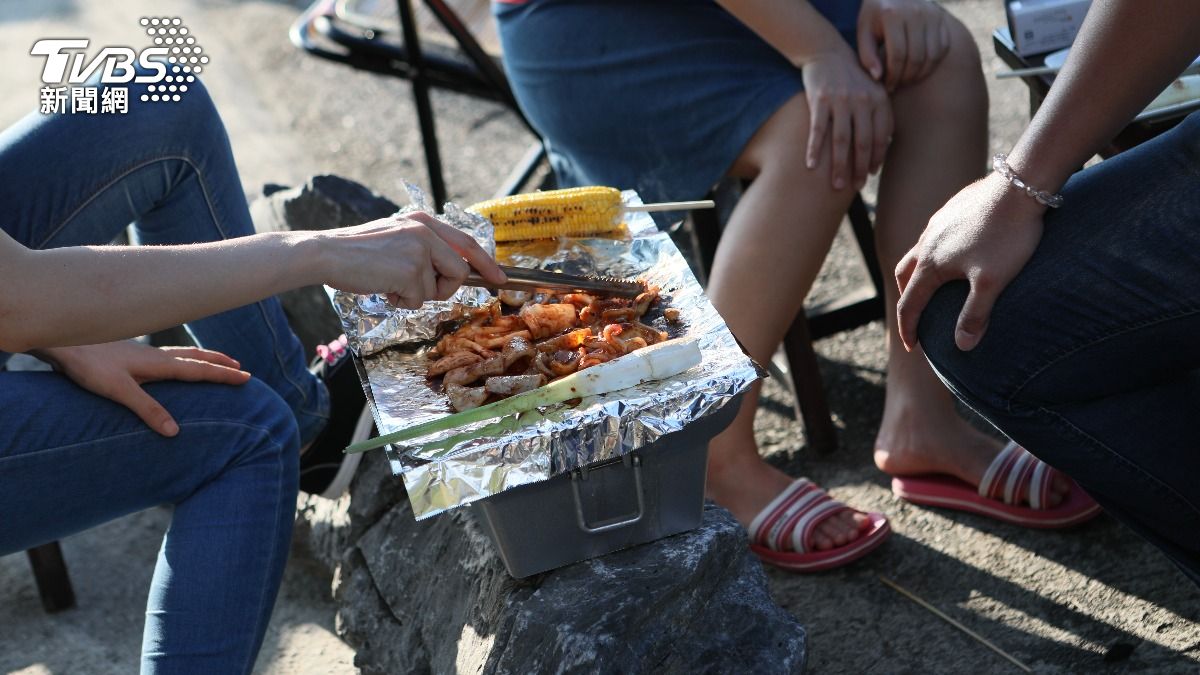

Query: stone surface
[[250, 175, 402, 355], [300, 453, 806, 674]]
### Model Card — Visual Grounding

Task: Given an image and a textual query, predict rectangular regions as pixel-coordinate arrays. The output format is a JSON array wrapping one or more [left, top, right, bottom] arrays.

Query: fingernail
[[162, 420, 180, 436], [955, 330, 977, 350], [833, 177, 846, 190], [806, 157, 816, 170]]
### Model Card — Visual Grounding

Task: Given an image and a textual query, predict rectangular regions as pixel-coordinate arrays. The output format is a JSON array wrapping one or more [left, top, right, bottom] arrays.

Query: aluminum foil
[[328, 190, 761, 520]]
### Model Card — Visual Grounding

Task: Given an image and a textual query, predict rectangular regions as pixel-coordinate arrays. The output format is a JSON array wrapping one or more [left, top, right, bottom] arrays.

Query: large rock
[[285, 175, 808, 673], [298, 451, 807, 674], [250, 175, 402, 355]]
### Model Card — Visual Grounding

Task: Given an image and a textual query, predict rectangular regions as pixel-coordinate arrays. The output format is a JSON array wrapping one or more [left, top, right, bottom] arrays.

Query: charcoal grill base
[[470, 394, 744, 578]]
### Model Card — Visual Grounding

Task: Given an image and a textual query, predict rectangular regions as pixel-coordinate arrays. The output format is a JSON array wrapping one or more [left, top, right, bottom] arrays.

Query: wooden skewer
[[878, 576, 1033, 673], [1000, 61, 1200, 80], [995, 65, 1059, 79], [625, 199, 716, 213]]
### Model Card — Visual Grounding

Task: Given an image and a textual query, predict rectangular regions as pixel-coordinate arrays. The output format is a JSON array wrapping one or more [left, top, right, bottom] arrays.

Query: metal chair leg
[[27, 541, 76, 613]]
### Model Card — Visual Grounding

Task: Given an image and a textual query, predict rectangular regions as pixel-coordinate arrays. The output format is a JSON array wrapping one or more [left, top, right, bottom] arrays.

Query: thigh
[[0, 75, 237, 250], [921, 112, 1200, 413], [0, 371, 299, 555]]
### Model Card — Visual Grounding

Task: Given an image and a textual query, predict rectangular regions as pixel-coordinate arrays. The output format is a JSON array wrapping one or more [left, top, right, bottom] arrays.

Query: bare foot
[[708, 426, 871, 551], [874, 398, 1070, 507]]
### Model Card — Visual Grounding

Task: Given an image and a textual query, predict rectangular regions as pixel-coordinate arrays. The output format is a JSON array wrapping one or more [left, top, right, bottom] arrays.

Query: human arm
[[0, 211, 507, 353], [717, 0, 892, 190], [895, 0, 1200, 352]]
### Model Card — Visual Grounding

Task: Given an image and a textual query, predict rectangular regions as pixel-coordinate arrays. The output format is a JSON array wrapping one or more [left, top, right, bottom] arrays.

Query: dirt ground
[[0, 1, 1197, 673]]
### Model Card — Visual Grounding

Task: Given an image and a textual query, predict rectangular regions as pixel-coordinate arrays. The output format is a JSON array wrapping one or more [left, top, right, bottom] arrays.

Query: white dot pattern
[[137, 17, 209, 104]]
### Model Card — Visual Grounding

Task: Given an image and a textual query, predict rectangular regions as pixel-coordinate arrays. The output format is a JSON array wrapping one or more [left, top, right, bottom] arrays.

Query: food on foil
[[428, 289, 669, 411], [346, 337, 704, 455], [468, 186, 626, 242]]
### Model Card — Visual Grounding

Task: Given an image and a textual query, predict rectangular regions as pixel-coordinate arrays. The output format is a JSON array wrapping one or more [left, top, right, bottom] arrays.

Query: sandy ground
[[0, 1, 1197, 673]]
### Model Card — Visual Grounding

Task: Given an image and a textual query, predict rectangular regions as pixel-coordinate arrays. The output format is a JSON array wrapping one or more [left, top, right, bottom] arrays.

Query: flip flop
[[747, 478, 890, 572], [891, 441, 1102, 529]]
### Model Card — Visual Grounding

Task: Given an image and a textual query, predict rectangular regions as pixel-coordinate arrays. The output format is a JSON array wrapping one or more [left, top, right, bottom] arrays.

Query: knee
[[220, 378, 301, 485], [123, 68, 228, 157], [898, 15, 986, 119]]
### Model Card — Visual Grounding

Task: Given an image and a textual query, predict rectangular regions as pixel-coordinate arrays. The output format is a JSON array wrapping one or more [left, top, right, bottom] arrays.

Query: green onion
[[345, 338, 701, 454]]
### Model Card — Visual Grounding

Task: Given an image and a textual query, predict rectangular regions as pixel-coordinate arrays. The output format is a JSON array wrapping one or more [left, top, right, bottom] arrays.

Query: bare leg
[[705, 93, 868, 550], [870, 16, 1069, 503]]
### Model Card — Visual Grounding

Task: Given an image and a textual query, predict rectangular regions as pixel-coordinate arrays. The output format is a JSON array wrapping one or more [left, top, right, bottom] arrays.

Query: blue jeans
[[0, 76, 329, 672], [919, 112, 1200, 586]]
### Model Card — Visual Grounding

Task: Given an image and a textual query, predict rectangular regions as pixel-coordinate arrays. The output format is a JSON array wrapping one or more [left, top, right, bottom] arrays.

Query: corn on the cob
[[468, 186, 624, 242]]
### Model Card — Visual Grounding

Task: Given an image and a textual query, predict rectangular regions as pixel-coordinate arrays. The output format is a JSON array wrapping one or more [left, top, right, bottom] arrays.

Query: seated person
[[493, 0, 1097, 571], [0, 74, 505, 671], [898, 0, 1200, 585]]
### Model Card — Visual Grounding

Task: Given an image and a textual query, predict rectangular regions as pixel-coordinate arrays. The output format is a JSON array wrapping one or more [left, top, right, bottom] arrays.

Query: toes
[[811, 531, 834, 551], [1045, 474, 1071, 507], [811, 511, 866, 550]]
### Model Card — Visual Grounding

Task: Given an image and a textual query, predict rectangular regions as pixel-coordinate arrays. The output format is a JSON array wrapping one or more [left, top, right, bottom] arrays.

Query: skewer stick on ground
[[878, 576, 1033, 673]]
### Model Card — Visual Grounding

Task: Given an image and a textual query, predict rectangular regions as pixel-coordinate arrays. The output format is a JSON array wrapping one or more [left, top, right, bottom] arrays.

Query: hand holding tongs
[[465, 264, 644, 298]]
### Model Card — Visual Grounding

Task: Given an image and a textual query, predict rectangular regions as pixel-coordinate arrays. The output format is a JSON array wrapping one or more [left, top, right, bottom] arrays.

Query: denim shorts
[[495, 0, 862, 203]]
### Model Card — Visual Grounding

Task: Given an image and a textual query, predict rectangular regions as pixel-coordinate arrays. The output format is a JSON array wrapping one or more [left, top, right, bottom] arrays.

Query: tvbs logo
[[32, 17, 207, 115]]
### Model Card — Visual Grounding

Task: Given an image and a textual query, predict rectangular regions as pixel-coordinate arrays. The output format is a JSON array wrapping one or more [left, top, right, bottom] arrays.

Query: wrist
[[288, 230, 334, 288], [991, 153, 1063, 210], [984, 172, 1051, 218], [1003, 146, 1072, 197], [28, 345, 71, 371], [788, 33, 853, 68]]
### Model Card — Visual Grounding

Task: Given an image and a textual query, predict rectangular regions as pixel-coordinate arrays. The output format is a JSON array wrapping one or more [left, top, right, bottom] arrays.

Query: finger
[[883, 17, 907, 91], [955, 272, 1000, 351], [142, 357, 252, 386], [160, 346, 241, 369], [856, 19, 884, 80], [895, 264, 940, 352], [830, 104, 851, 191], [895, 248, 918, 294], [385, 292, 404, 307], [420, 264, 437, 303], [394, 293, 424, 311], [113, 377, 179, 436], [922, 16, 942, 79], [434, 274, 461, 301], [870, 102, 892, 175], [426, 234, 471, 289], [422, 216, 506, 285], [806, 92, 829, 170], [902, 20, 926, 84], [851, 102, 873, 189]]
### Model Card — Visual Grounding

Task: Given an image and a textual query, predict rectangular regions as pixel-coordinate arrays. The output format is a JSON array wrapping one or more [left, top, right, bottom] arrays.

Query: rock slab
[[307, 452, 808, 675]]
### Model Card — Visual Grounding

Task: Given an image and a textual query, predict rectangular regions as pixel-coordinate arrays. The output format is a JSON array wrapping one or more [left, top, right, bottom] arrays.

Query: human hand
[[895, 174, 1046, 352], [857, 0, 951, 91], [318, 211, 507, 309], [35, 341, 251, 436], [802, 49, 892, 191]]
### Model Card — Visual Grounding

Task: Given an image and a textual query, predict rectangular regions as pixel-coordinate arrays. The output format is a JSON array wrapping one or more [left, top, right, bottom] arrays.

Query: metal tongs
[[465, 264, 644, 298]]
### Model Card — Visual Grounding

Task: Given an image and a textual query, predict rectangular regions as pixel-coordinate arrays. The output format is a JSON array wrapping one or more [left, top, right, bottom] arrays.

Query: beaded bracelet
[[992, 153, 1064, 208]]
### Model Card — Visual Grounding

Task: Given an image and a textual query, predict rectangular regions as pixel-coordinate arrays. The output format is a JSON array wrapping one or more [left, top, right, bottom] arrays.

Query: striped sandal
[[891, 441, 1102, 529], [748, 479, 891, 572]]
